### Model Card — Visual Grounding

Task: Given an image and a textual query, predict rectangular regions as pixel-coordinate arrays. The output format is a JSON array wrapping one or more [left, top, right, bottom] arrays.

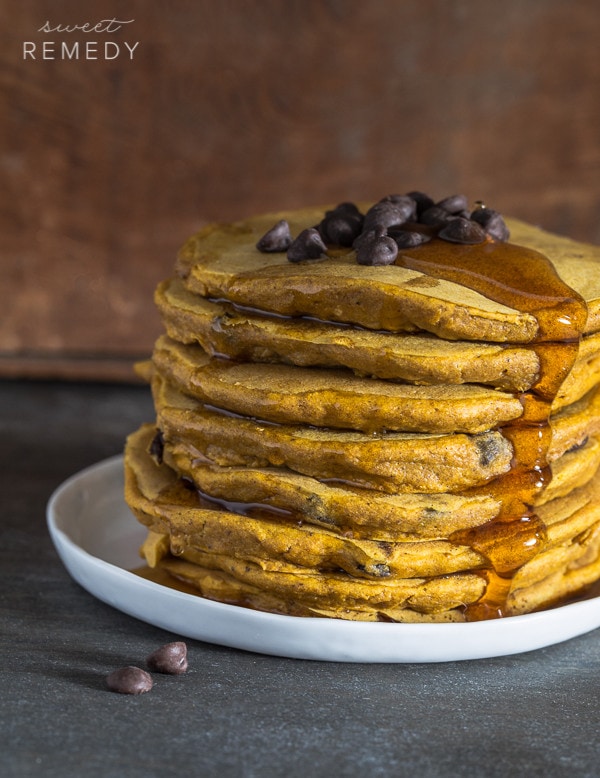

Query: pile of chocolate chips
[[256, 192, 509, 266]]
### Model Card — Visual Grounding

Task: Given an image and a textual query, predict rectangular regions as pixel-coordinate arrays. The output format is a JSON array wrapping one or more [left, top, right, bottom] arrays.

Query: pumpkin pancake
[[154, 433, 505, 542], [176, 209, 600, 341], [151, 335, 524, 434], [151, 554, 479, 622]]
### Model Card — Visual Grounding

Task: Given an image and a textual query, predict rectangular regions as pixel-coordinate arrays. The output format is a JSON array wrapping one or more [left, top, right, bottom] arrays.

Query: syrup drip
[[398, 237, 588, 619], [396, 239, 586, 340]]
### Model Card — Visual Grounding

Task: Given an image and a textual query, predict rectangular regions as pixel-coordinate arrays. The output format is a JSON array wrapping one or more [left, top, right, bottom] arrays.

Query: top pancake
[[176, 207, 600, 342]]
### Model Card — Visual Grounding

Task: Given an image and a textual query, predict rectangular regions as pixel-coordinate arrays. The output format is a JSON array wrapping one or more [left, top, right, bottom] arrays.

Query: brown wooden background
[[2, 0, 600, 381]]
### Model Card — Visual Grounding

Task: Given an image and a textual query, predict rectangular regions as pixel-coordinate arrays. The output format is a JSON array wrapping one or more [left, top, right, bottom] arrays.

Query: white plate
[[47, 456, 600, 663]]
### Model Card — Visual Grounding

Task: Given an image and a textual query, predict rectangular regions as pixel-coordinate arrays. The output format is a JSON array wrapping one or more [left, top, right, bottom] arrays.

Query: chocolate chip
[[363, 198, 414, 232], [470, 207, 510, 241], [372, 563, 391, 577], [287, 228, 327, 262], [420, 205, 454, 228], [438, 217, 487, 244], [389, 229, 431, 249], [146, 642, 188, 675], [475, 433, 504, 467], [355, 231, 398, 265], [359, 562, 391, 577], [405, 191, 435, 216], [437, 194, 469, 214], [378, 194, 418, 221], [330, 201, 363, 218], [318, 206, 363, 246], [256, 220, 293, 253], [320, 214, 363, 246], [106, 666, 153, 695], [566, 436, 589, 454]]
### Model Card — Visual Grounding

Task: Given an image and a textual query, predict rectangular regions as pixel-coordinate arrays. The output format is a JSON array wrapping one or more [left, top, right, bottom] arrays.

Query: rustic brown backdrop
[[2, 0, 600, 381]]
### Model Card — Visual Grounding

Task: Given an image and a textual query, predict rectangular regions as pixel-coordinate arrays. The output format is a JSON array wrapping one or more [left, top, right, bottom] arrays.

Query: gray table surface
[[2, 378, 600, 778]]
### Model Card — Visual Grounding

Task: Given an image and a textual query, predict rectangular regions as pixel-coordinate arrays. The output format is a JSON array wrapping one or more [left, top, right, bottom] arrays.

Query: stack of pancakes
[[124, 196, 600, 622]]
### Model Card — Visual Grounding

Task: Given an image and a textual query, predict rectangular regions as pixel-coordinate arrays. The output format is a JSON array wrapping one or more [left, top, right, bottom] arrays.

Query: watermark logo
[[23, 18, 140, 60]]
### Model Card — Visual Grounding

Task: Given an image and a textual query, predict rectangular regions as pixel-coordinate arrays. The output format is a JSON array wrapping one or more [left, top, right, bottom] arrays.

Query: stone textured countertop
[[2, 379, 600, 778]]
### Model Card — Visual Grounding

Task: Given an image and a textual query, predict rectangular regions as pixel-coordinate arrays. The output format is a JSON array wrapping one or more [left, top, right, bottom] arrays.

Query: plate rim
[[46, 455, 600, 662]]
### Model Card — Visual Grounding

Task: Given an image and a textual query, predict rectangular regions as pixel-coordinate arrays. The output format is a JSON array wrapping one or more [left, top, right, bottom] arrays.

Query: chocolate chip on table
[[287, 228, 327, 262], [256, 219, 293, 252], [106, 666, 153, 695], [355, 231, 399, 265], [438, 216, 487, 244], [146, 642, 188, 675], [470, 206, 510, 241]]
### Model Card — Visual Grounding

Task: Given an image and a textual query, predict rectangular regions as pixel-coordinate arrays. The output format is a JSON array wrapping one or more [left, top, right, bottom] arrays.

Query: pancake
[[176, 210, 600, 341], [152, 334, 600, 437], [151, 334, 525, 434], [158, 433, 505, 541], [124, 193, 600, 622], [153, 555, 480, 622]]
